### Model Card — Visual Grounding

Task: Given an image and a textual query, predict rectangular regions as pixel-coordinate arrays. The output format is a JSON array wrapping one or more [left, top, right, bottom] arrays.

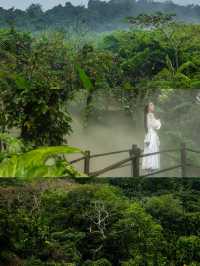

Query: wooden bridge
[[70, 143, 200, 177]]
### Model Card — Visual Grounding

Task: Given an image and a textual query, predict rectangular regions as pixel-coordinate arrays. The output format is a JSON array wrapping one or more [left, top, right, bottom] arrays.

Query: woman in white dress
[[142, 102, 161, 173]]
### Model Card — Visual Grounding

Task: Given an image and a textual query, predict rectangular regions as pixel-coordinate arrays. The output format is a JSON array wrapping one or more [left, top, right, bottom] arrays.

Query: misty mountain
[[0, 0, 200, 32]]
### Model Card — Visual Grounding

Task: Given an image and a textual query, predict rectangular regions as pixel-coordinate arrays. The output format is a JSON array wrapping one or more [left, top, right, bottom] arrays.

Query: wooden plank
[[68, 144, 200, 178], [140, 165, 181, 178], [186, 148, 200, 154], [70, 149, 130, 164], [70, 148, 180, 164], [70, 156, 85, 164], [186, 163, 200, 169], [90, 149, 130, 158], [89, 155, 135, 177], [140, 148, 180, 158]]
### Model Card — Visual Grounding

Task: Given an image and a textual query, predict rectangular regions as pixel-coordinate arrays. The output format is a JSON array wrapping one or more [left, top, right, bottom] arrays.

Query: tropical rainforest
[[1, 1, 200, 264], [1, 178, 200, 265], [0, 13, 200, 176], [1, 0, 200, 32]]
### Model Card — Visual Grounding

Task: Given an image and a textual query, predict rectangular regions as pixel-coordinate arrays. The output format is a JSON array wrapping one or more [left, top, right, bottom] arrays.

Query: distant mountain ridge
[[0, 0, 200, 32]]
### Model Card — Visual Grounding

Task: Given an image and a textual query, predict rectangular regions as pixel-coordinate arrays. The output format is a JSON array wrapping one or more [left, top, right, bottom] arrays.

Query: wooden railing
[[70, 143, 200, 177]]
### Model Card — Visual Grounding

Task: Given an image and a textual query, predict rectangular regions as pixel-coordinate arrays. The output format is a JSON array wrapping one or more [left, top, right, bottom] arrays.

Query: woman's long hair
[[144, 104, 149, 133]]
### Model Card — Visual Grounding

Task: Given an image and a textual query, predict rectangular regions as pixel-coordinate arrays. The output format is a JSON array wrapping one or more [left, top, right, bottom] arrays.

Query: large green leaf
[[0, 146, 84, 178]]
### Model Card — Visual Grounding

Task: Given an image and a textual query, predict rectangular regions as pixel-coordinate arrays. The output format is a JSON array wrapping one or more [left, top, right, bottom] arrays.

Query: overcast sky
[[0, 0, 199, 11]]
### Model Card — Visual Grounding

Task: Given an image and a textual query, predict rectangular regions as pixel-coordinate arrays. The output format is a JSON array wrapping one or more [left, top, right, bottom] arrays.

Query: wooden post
[[135, 146, 141, 177], [84, 150, 90, 175], [129, 145, 135, 177], [129, 144, 141, 177], [180, 143, 187, 178]]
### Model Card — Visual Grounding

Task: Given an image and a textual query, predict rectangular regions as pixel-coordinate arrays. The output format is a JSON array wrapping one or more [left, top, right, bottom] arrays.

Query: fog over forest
[[1, 0, 200, 264], [1, 0, 200, 178], [1, 0, 200, 10], [1, 0, 200, 33], [66, 89, 199, 177]]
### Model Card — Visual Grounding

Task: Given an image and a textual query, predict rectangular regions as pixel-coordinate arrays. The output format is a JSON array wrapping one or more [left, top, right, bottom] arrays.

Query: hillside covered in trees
[[1, 15, 200, 177], [1, 178, 200, 265], [1, 1, 200, 264], [1, 0, 200, 32]]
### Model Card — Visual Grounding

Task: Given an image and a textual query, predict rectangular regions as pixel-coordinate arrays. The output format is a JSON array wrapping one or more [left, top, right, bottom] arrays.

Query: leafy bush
[[0, 183, 166, 265], [176, 236, 200, 265], [0, 145, 83, 178]]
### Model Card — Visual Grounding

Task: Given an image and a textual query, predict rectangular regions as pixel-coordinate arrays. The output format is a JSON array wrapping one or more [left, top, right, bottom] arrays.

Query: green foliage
[[109, 202, 165, 265], [0, 133, 25, 156], [176, 236, 200, 265], [1, 9, 200, 266], [0, 179, 200, 265], [0, 145, 83, 178], [77, 65, 94, 92], [83, 258, 112, 266], [1, 2, 200, 32], [1, 24, 200, 154], [145, 194, 184, 237], [127, 12, 176, 28], [0, 29, 73, 146]]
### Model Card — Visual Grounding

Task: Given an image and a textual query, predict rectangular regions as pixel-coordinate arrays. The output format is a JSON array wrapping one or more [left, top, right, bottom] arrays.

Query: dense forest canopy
[[1, 0, 200, 32], [1, 2, 200, 265], [0, 20, 200, 177], [1, 178, 200, 265]]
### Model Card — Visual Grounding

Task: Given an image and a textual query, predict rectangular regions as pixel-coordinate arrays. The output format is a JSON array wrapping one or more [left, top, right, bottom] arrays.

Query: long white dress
[[142, 112, 161, 171]]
